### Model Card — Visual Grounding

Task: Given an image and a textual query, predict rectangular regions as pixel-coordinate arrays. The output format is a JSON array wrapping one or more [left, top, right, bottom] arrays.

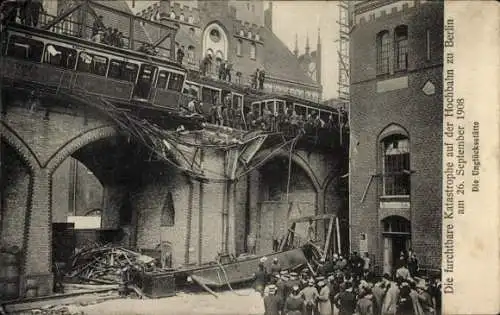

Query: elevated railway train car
[[1, 24, 188, 111]]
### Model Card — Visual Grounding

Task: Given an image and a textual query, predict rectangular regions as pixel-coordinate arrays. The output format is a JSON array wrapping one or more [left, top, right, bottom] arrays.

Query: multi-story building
[[349, 0, 443, 274]]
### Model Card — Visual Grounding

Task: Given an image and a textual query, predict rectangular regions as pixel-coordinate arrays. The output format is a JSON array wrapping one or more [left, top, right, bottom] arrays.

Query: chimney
[[264, 1, 273, 30]]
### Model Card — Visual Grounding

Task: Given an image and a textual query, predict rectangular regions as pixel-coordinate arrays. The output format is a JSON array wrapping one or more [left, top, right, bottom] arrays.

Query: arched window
[[236, 39, 242, 56], [247, 31, 252, 39], [239, 30, 245, 37], [250, 42, 256, 60], [188, 16, 194, 24], [202, 23, 228, 63], [187, 45, 195, 64], [394, 25, 408, 71], [376, 30, 390, 75], [161, 192, 175, 226], [381, 133, 410, 196]]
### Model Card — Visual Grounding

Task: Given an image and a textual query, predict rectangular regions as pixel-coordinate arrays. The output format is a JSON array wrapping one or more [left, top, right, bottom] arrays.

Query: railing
[[181, 57, 322, 103], [38, 12, 173, 59]]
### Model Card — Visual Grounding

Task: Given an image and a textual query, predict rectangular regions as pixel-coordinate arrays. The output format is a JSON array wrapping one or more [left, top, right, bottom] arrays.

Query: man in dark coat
[[177, 45, 185, 64], [335, 281, 356, 315], [264, 285, 282, 315]]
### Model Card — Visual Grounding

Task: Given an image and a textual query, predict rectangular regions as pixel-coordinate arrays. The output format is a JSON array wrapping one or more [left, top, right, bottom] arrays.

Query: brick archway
[[45, 125, 119, 175], [251, 148, 321, 193], [1, 122, 41, 171]]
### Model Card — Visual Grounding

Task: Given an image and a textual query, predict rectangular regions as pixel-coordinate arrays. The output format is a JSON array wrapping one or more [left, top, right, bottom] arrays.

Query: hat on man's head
[[280, 270, 289, 275], [318, 281, 326, 287], [308, 279, 315, 285], [290, 272, 298, 276]]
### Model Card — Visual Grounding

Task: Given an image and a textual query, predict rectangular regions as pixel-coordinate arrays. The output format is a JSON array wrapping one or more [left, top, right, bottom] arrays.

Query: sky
[[271, 1, 340, 100]]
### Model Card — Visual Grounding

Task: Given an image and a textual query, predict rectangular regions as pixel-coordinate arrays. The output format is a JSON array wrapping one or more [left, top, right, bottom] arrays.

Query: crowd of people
[[256, 251, 441, 315], [1, 0, 45, 28], [90, 16, 128, 49], [245, 106, 342, 136], [252, 68, 266, 90], [180, 94, 347, 138]]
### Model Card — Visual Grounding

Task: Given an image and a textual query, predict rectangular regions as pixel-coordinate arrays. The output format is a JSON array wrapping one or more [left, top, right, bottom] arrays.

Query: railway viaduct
[[0, 87, 347, 297]]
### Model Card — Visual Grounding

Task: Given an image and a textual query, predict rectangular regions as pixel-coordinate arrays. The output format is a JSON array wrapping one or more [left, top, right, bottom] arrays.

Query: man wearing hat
[[415, 279, 433, 315], [300, 279, 319, 315], [285, 285, 304, 315], [275, 274, 286, 303], [317, 279, 332, 315], [355, 288, 374, 315], [335, 281, 356, 315], [264, 284, 282, 315], [288, 272, 301, 290], [271, 258, 282, 275]]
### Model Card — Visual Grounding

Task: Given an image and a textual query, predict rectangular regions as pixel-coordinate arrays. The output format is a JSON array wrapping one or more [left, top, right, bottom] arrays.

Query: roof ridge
[[261, 26, 320, 88]]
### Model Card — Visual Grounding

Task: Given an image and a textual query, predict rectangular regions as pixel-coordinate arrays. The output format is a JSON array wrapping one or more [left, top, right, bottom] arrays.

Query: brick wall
[[350, 2, 443, 270], [1, 144, 30, 250]]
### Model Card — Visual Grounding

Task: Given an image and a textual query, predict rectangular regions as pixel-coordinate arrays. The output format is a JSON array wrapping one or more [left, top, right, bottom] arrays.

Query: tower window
[[236, 39, 242, 56], [394, 25, 408, 71], [376, 30, 390, 75], [250, 43, 256, 60], [381, 134, 410, 196]]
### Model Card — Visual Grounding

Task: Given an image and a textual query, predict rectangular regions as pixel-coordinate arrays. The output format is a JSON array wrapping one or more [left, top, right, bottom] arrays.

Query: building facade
[[131, 0, 323, 101], [349, 0, 443, 274]]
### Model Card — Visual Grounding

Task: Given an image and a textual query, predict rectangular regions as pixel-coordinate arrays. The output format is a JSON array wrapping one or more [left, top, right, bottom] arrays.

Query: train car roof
[[246, 92, 339, 113], [5, 24, 185, 72], [185, 71, 247, 94]]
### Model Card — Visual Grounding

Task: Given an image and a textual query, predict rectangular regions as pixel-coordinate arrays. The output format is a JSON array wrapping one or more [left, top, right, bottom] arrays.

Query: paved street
[[75, 289, 265, 315]]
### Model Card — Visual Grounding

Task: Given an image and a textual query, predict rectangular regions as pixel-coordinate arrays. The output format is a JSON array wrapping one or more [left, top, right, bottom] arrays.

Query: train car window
[[108, 60, 138, 82], [265, 101, 274, 114], [201, 86, 219, 104], [276, 100, 285, 114], [167, 73, 184, 92], [44, 44, 77, 69], [7, 35, 44, 62], [320, 111, 331, 123], [294, 104, 306, 117], [185, 83, 200, 99], [251, 102, 260, 114], [232, 94, 243, 109], [156, 70, 170, 89], [77, 52, 108, 76]]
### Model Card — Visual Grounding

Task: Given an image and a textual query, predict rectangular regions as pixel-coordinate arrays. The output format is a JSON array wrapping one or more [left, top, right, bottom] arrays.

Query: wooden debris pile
[[66, 245, 156, 284]]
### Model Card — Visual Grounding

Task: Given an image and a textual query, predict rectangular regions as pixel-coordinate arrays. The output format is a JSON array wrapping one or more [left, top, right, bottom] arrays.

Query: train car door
[[133, 63, 157, 100]]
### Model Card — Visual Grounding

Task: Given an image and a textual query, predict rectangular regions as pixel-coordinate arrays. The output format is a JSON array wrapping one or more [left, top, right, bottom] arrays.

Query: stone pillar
[[197, 180, 204, 265], [184, 179, 194, 264], [101, 185, 126, 229], [22, 168, 53, 297], [316, 189, 325, 242]]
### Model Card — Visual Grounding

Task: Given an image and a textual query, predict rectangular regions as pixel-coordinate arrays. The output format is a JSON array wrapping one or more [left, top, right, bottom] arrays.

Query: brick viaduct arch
[[251, 148, 321, 193]]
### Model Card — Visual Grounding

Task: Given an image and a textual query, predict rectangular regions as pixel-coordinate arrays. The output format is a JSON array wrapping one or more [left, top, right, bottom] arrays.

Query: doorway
[[381, 216, 411, 275], [133, 64, 157, 100]]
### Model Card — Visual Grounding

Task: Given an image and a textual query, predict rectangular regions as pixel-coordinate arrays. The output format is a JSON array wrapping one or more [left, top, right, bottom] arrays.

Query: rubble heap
[[66, 245, 156, 284]]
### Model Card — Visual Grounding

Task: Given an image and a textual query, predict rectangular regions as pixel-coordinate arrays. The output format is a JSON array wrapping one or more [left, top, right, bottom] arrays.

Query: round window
[[210, 28, 221, 42]]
